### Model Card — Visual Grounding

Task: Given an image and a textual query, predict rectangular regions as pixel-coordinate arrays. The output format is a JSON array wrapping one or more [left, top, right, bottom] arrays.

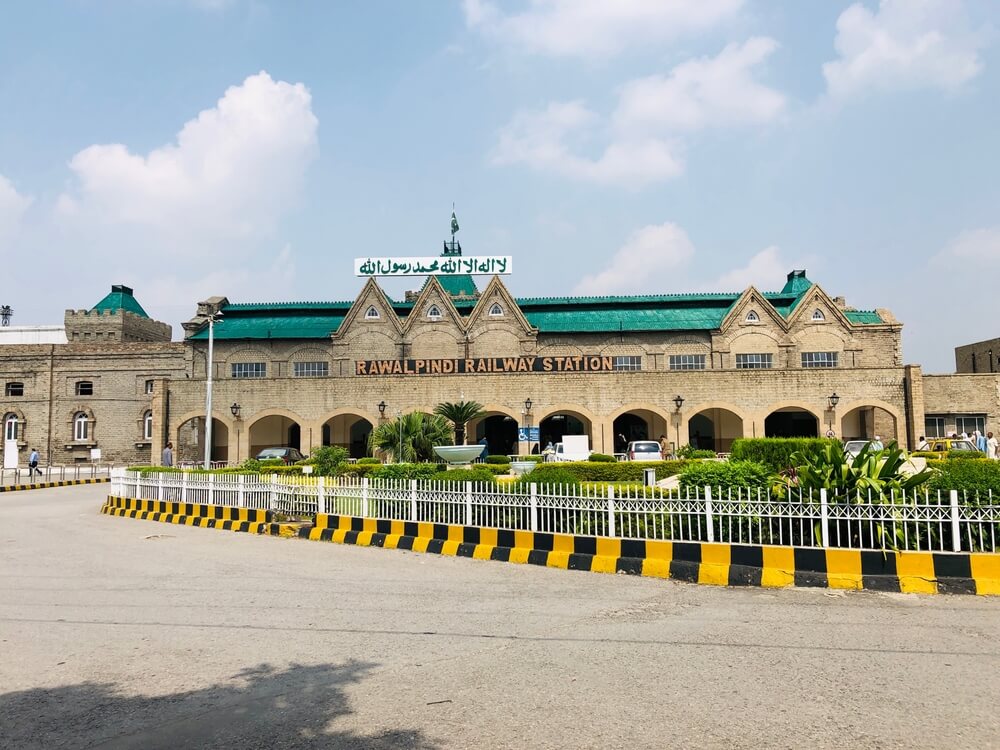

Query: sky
[[0, 0, 998, 373]]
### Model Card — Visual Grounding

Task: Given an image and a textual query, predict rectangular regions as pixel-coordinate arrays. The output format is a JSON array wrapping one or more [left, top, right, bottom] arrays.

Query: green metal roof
[[437, 274, 478, 298], [91, 285, 149, 318], [186, 269, 886, 340]]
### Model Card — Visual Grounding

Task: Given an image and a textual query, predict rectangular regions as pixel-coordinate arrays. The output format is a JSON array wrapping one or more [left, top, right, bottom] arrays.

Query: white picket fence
[[109, 469, 1000, 554], [2, 464, 116, 486]]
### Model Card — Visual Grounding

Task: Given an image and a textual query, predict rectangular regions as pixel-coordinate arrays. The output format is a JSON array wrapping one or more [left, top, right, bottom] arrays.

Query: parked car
[[924, 438, 982, 454], [843, 440, 872, 459], [255, 447, 305, 464], [626, 440, 663, 461]]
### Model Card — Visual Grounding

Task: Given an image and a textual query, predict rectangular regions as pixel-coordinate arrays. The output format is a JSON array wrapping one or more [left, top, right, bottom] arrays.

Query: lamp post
[[230, 403, 241, 462], [827, 392, 840, 409], [0, 305, 11, 327], [826, 392, 840, 438], [378, 400, 387, 419], [524, 398, 533, 454], [673, 395, 684, 455], [203, 311, 223, 470]]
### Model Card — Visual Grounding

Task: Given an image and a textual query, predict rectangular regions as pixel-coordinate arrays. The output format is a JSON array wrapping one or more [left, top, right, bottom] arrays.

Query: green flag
[[450, 211, 460, 235]]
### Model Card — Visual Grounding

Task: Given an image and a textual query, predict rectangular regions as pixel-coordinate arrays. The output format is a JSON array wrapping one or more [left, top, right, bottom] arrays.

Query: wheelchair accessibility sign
[[518, 426, 540, 442]]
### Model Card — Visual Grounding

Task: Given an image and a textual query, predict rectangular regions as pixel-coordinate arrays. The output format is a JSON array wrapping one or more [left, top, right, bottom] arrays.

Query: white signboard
[[355, 256, 512, 277], [3, 439, 17, 470], [90, 448, 102, 462]]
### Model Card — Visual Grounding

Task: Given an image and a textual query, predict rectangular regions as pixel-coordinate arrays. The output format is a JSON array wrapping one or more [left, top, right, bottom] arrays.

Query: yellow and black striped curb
[[1, 477, 110, 493], [101, 497, 1000, 595]]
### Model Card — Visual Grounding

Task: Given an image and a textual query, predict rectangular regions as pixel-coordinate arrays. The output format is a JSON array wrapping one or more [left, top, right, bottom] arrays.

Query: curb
[[100, 497, 1000, 596], [1, 477, 110, 493]]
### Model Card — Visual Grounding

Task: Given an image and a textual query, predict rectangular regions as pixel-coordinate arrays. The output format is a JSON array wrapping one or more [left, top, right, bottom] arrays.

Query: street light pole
[[397, 410, 403, 464], [203, 312, 222, 470]]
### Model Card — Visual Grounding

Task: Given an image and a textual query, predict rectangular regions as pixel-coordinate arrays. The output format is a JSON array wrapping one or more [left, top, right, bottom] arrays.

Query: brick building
[[2, 265, 998, 468]]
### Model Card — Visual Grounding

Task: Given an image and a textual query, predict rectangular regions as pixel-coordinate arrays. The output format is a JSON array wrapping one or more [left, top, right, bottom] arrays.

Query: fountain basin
[[433, 445, 484, 465]]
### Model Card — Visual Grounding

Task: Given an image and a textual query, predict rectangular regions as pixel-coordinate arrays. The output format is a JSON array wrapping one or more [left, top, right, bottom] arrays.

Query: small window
[[489, 303, 504, 317], [427, 305, 442, 320], [75, 381, 94, 396], [5, 382, 24, 397], [801, 351, 838, 368], [924, 416, 945, 438], [3, 413, 18, 441], [145, 379, 154, 394], [735, 353, 773, 369], [669, 354, 706, 371], [956, 415, 986, 436], [612, 355, 642, 371], [293, 361, 329, 377], [811, 309, 825, 321], [74, 412, 89, 441], [745, 310, 759, 323], [143, 410, 153, 440], [231, 362, 266, 379], [365, 306, 380, 320]]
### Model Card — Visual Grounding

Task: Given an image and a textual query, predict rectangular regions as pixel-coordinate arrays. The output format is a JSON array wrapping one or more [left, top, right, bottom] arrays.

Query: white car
[[626, 441, 663, 461]]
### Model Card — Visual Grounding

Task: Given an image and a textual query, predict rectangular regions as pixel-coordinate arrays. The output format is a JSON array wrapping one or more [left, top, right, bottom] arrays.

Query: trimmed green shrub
[[259, 458, 285, 468], [480, 464, 510, 475], [128, 465, 183, 475], [309, 445, 349, 476], [677, 460, 771, 495], [512, 465, 581, 490], [356, 457, 381, 465], [927, 459, 1000, 500], [677, 445, 717, 459], [238, 458, 262, 473], [368, 463, 442, 481], [338, 463, 381, 478], [532, 460, 688, 482], [520, 455, 544, 463], [588, 453, 616, 462], [485, 455, 511, 464], [429, 468, 497, 485], [909, 451, 942, 459], [946, 450, 986, 460], [730, 438, 837, 471]]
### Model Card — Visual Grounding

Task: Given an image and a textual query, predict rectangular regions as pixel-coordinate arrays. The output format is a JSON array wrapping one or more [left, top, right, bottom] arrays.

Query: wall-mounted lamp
[[378, 400, 387, 416], [828, 392, 840, 409], [230, 402, 241, 419], [524, 397, 532, 412], [673, 395, 685, 411]]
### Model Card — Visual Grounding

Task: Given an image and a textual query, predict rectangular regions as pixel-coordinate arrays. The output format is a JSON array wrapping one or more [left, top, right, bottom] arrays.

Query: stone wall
[[65, 309, 172, 343], [955, 338, 1000, 374]]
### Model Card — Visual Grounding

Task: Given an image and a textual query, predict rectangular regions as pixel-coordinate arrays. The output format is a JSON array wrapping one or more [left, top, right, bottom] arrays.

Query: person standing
[[987, 432, 998, 460], [28, 448, 41, 478], [975, 430, 987, 453], [916, 435, 930, 451], [161, 442, 173, 467]]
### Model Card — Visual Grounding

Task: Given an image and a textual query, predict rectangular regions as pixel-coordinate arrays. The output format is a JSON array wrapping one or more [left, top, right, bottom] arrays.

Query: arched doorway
[[473, 414, 519, 456], [765, 408, 818, 438], [841, 405, 899, 443], [688, 408, 744, 452], [539, 411, 592, 451], [176, 416, 229, 465], [249, 415, 301, 458], [613, 413, 647, 453], [322, 414, 374, 459]]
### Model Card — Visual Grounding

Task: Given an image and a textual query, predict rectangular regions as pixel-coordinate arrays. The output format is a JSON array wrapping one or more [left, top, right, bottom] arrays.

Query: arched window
[[489, 303, 504, 317], [74, 412, 89, 441], [364, 306, 380, 320], [811, 309, 825, 321], [3, 413, 18, 441], [745, 310, 759, 323], [143, 410, 153, 440], [427, 305, 442, 320], [75, 381, 94, 396]]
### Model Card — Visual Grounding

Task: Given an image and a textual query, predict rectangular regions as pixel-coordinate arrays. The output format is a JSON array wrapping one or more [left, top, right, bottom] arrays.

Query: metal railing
[[2, 464, 115, 486], [109, 470, 1000, 554]]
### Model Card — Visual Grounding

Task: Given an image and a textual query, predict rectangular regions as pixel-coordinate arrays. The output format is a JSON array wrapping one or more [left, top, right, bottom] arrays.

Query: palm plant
[[433, 400, 486, 445], [368, 412, 452, 462]]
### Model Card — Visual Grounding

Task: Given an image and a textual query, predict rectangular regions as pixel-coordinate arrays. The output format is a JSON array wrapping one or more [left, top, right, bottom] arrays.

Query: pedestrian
[[975, 430, 987, 453], [161, 442, 173, 467], [28, 448, 41, 478], [478, 436, 488, 460], [658, 434, 669, 456], [871, 435, 884, 451], [916, 435, 930, 451], [987, 432, 998, 460]]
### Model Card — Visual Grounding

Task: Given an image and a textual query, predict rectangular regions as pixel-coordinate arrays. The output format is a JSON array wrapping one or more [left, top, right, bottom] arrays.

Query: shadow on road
[[0, 659, 438, 749]]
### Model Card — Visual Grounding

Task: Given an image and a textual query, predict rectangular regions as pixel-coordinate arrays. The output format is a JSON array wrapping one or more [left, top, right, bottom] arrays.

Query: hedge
[[524, 460, 688, 482], [588, 453, 616, 462], [485, 455, 511, 464], [512, 465, 581, 490], [677, 460, 771, 495], [927, 459, 1000, 500], [367, 463, 444, 481], [729, 438, 838, 471], [356, 457, 381, 465]]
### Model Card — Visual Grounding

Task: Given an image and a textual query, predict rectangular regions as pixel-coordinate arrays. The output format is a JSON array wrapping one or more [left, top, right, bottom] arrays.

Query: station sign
[[354, 256, 512, 277], [356, 355, 624, 376]]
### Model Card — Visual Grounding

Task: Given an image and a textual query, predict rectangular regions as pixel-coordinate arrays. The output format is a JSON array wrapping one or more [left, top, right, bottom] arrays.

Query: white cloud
[[491, 40, 784, 187], [935, 226, 1000, 264], [613, 38, 785, 135], [463, 0, 743, 58], [703, 246, 790, 291], [57, 70, 318, 255], [0, 175, 33, 242], [823, 0, 985, 99], [574, 223, 695, 294]]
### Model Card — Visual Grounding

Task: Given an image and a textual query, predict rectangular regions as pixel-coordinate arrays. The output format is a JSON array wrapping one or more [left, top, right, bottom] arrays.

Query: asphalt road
[[2, 485, 999, 749]]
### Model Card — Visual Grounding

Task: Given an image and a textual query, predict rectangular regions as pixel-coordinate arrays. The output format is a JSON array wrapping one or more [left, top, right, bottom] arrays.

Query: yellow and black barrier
[[101, 497, 1000, 596], [1, 477, 110, 493]]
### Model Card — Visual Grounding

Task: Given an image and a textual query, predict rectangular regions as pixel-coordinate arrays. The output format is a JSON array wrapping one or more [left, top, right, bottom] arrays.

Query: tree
[[433, 400, 486, 446], [368, 412, 452, 462]]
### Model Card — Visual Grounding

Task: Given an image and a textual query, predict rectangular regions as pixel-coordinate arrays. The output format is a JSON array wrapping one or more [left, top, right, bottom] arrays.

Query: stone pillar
[[904, 364, 925, 451], [151, 381, 168, 465]]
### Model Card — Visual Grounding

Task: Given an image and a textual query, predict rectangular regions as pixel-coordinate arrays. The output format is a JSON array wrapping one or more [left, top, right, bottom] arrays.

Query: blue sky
[[0, 0, 997, 372]]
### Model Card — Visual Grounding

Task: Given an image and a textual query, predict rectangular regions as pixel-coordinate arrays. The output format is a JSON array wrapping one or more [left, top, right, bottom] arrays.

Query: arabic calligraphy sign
[[356, 355, 621, 376], [354, 256, 512, 277]]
